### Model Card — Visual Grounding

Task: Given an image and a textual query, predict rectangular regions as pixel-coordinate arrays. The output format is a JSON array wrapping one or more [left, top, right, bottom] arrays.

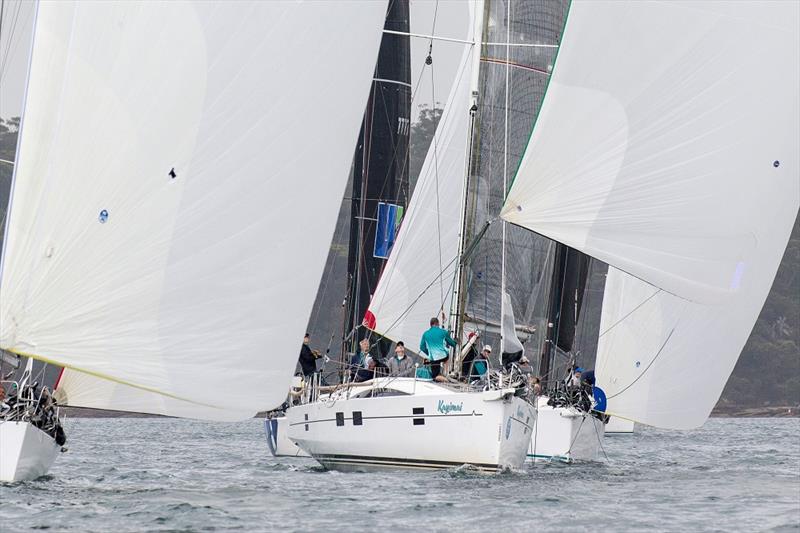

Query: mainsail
[[502, 1, 800, 428], [0, 1, 388, 420]]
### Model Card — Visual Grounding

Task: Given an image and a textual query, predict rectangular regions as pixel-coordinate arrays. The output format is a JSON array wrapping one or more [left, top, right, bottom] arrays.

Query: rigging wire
[[498, 0, 512, 355], [425, 0, 447, 319]]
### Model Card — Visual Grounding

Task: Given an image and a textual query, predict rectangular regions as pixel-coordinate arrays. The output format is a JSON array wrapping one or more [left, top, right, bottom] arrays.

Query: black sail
[[539, 244, 592, 384], [344, 0, 411, 356]]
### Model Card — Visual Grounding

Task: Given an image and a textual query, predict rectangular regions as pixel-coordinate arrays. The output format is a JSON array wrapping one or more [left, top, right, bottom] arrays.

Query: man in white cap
[[462, 344, 491, 379]]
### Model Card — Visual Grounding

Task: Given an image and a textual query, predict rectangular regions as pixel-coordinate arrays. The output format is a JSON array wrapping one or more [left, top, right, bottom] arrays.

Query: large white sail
[[365, 3, 481, 347], [502, 0, 799, 304], [593, 267, 684, 427], [0, 1, 388, 420], [54, 368, 251, 421], [502, 1, 799, 428]]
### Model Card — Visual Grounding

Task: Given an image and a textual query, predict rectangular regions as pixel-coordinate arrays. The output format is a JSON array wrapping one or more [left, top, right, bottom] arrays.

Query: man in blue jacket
[[419, 317, 457, 382]]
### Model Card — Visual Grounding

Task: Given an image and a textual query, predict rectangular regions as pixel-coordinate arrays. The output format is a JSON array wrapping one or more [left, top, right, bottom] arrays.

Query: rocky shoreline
[[710, 406, 798, 418]]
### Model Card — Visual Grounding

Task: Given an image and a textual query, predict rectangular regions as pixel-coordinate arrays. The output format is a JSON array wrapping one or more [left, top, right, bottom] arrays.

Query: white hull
[[287, 378, 535, 472], [606, 416, 635, 434], [0, 421, 61, 482], [264, 416, 309, 457], [527, 397, 605, 463]]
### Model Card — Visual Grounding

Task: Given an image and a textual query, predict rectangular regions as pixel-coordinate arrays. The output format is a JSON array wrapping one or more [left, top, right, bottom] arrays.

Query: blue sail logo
[[437, 400, 463, 414]]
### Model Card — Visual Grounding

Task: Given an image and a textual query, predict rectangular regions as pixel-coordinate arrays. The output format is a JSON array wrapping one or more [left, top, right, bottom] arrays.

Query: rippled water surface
[[1, 418, 798, 532]]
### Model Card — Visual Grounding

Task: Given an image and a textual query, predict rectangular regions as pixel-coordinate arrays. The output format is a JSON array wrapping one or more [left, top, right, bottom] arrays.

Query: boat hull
[[527, 402, 605, 463], [0, 421, 61, 482], [264, 416, 310, 457], [287, 389, 535, 473]]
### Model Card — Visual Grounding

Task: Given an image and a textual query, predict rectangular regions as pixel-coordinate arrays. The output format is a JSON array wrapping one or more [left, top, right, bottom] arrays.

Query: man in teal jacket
[[419, 316, 457, 382]]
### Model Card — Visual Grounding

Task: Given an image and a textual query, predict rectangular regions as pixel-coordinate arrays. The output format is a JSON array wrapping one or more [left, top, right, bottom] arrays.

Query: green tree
[[408, 104, 442, 192]]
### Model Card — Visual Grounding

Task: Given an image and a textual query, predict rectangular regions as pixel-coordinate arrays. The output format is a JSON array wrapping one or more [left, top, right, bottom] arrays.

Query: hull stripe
[[289, 412, 484, 428], [313, 453, 500, 471]]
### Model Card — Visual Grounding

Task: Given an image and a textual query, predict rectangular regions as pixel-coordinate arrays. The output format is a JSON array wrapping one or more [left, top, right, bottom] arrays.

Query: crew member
[[419, 316, 457, 382], [350, 338, 374, 382], [387, 341, 415, 376], [298, 333, 321, 378]]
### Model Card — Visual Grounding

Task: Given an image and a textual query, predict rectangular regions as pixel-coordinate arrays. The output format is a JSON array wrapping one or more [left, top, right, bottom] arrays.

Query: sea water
[[1, 417, 798, 532]]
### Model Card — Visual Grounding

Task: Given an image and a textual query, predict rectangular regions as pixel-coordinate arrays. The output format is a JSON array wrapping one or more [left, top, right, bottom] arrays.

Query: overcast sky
[[0, 1, 468, 121]]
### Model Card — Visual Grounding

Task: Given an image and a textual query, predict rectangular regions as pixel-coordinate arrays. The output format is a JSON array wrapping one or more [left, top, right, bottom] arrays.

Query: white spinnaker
[[365, 3, 480, 348], [502, 0, 799, 305], [594, 267, 683, 427], [54, 368, 250, 421], [0, 1, 387, 420], [500, 1, 799, 429]]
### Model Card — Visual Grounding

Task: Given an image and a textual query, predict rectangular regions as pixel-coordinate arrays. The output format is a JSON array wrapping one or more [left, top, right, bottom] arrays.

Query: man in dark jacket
[[349, 338, 374, 382], [298, 333, 320, 377]]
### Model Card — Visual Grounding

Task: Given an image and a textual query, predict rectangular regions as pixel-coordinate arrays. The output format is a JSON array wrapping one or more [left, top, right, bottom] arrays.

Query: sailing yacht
[[282, 0, 541, 473], [0, 0, 390, 481], [365, 0, 608, 464], [0, 357, 65, 482]]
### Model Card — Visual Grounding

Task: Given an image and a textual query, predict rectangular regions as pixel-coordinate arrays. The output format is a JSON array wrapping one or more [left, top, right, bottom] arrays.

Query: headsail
[[502, 1, 799, 428], [365, 2, 482, 347], [0, 1, 388, 419]]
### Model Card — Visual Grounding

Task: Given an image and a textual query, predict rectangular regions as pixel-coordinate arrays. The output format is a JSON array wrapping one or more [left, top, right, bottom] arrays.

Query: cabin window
[[353, 411, 363, 425], [336, 412, 344, 426]]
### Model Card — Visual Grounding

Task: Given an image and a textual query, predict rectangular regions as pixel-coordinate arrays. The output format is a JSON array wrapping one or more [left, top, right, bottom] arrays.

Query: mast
[[452, 0, 488, 356], [344, 0, 411, 358], [498, 0, 511, 357]]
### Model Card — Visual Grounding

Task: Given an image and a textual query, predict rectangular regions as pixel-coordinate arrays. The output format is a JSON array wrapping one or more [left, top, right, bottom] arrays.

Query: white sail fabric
[[365, 4, 480, 348], [0, 1, 387, 419], [502, 1, 799, 305], [502, 1, 799, 429], [54, 368, 250, 422], [594, 267, 682, 427], [500, 292, 524, 356]]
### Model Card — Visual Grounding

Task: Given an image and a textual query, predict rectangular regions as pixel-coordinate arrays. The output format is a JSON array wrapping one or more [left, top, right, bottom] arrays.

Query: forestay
[[0, 1, 387, 420], [504, 1, 799, 428], [365, 1, 481, 347]]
